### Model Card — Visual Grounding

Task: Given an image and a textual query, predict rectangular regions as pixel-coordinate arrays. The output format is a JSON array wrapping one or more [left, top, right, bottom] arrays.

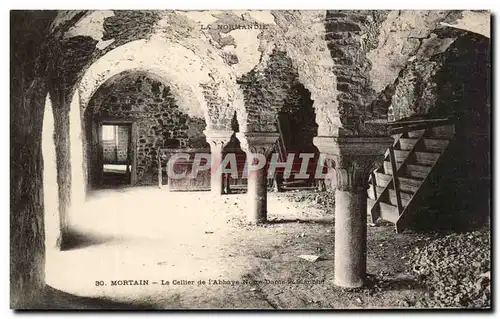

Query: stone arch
[[71, 36, 249, 183], [238, 49, 298, 133], [86, 69, 205, 117], [76, 39, 213, 125], [57, 38, 216, 230], [278, 81, 318, 153], [270, 10, 341, 136], [237, 43, 328, 141], [83, 69, 211, 186]]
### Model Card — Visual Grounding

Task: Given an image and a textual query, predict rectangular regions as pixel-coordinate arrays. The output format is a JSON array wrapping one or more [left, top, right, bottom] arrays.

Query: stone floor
[[45, 186, 429, 309]]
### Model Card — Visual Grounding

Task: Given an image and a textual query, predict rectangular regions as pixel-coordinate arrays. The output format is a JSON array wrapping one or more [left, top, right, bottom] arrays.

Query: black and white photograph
[[9, 8, 491, 310]]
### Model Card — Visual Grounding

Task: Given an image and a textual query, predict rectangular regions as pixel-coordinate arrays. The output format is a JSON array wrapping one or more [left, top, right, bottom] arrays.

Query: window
[[102, 125, 116, 141]]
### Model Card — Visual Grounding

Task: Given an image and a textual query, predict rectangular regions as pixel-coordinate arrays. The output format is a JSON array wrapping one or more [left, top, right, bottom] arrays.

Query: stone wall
[[324, 10, 386, 127], [323, 10, 469, 135], [10, 10, 57, 308], [279, 81, 318, 152], [387, 32, 490, 122], [388, 59, 443, 121], [238, 49, 298, 132], [384, 32, 491, 229], [88, 72, 208, 183]]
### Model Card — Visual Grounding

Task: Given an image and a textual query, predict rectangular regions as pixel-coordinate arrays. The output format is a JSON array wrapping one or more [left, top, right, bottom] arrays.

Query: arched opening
[[83, 70, 209, 189], [275, 80, 320, 190], [221, 111, 247, 193], [237, 49, 322, 191]]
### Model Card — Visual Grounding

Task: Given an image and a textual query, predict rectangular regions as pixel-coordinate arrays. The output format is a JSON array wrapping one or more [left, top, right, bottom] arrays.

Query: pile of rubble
[[312, 190, 335, 210], [282, 190, 335, 211], [410, 229, 491, 308]]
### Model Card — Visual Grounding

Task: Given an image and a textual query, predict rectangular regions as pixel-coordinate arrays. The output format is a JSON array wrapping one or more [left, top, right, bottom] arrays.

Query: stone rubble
[[409, 229, 490, 308]]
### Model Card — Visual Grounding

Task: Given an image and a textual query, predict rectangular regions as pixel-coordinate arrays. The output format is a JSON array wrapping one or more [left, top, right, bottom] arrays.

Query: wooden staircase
[[367, 119, 456, 233]]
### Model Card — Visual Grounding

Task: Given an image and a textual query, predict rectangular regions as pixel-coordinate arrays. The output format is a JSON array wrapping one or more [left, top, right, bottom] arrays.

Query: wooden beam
[[389, 146, 403, 214], [385, 118, 450, 126], [371, 172, 378, 200]]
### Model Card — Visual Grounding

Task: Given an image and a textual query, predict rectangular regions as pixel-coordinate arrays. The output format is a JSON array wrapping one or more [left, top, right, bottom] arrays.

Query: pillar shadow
[[364, 274, 426, 291], [60, 230, 123, 251], [17, 286, 156, 310], [266, 217, 334, 224]]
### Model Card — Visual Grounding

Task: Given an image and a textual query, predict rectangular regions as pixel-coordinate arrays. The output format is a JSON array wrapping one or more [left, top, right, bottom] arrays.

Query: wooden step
[[399, 138, 418, 151], [368, 186, 412, 209], [282, 185, 317, 190], [393, 150, 410, 162], [398, 178, 420, 194], [406, 164, 432, 179], [387, 190, 411, 207], [380, 202, 400, 223], [399, 138, 449, 153], [374, 172, 422, 193], [383, 163, 429, 179], [374, 172, 392, 187], [383, 160, 402, 173], [429, 125, 455, 139], [413, 151, 440, 166], [421, 139, 450, 153], [377, 201, 400, 223], [367, 184, 387, 200], [407, 129, 425, 138], [282, 179, 308, 185], [368, 187, 411, 207]]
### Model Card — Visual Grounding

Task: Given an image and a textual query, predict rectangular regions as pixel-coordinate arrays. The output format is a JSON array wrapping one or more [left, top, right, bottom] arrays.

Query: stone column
[[314, 136, 393, 288], [236, 132, 280, 224], [204, 130, 233, 195]]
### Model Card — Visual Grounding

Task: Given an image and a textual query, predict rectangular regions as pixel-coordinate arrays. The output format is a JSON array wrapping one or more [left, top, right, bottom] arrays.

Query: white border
[[2, 1, 497, 318]]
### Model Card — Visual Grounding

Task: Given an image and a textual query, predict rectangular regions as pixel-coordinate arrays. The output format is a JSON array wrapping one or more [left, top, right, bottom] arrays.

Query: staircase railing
[[370, 133, 403, 223], [387, 118, 451, 134], [270, 115, 288, 190], [275, 114, 287, 162], [370, 117, 453, 226], [388, 146, 403, 214], [394, 120, 455, 232]]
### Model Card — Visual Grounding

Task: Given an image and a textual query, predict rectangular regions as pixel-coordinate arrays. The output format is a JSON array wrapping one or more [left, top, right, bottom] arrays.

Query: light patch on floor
[[46, 187, 329, 308]]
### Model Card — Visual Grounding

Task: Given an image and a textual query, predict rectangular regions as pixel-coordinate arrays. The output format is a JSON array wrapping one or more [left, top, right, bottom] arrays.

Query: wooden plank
[[276, 115, 287, 161], [371, 172, 378, 200], [369, 134, 403, 223], [385, 118, 450, 126], [379, 202, 400, 223], [395, 124, 455, 233], [389, 146, 403, 215]]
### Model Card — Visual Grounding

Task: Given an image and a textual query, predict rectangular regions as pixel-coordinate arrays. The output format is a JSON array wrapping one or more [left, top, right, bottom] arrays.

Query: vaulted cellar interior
[[10, 10, 491, 309]]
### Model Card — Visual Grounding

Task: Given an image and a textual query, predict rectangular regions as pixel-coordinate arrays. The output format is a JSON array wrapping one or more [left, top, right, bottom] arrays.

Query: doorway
[[98, 122, 135, 186]]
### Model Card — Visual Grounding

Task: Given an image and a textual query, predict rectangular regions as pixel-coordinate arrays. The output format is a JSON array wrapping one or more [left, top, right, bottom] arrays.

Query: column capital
[[203, 129, 234, 151], [235, 132, 280, 157], [313, 136, 393, 192]]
